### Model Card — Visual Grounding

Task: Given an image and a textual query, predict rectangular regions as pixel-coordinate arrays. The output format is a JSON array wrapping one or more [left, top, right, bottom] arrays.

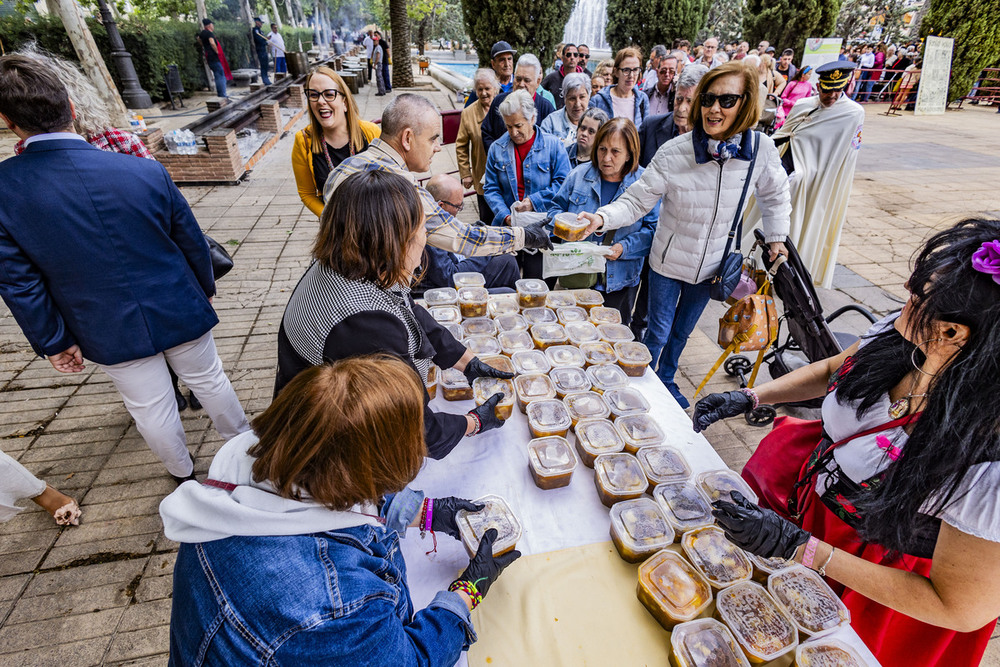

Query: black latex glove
[[692, 390, 753, 433], [522, 221, 555, 251], [468, 393, 506, 434], [431, 497, 483, 539], [463, 357, 515, 384], [712, 491, 811, 560], [457, 528, 521, 598]]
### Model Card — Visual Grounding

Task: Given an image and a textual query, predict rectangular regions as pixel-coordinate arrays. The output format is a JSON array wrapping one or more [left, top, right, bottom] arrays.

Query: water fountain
[[563, 0, 608, 50]]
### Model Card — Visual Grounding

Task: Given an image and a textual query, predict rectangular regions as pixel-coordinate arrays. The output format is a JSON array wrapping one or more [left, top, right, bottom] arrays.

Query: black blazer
[[638, 112, 681, 168]]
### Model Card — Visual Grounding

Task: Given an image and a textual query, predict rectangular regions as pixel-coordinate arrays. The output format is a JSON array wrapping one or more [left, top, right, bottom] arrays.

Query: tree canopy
[[461, 0, 575, 68], [743, 0, 840, 55], [921, 0, 1000, 102], [606, 0, 711, 53]]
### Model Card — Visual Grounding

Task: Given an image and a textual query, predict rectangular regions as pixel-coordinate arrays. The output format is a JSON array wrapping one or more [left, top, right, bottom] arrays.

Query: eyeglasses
[[438, 199, 464, 213], [580, 53, 590, 59], [700, 92, 745, 108], [564, 52, 580, 58], [618, 67, 641, 75], [306, 89, 343, 102]]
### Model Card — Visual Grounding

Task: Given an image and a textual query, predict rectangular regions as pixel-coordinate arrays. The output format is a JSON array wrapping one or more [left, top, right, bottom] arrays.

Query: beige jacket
[[455, 101, 489, 195]]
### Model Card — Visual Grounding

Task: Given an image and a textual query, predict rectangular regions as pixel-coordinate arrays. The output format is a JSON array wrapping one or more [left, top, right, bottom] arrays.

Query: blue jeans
[[643, 271, 712, 407], [208, 60, 227, 98], [274, 56, 287, 73]]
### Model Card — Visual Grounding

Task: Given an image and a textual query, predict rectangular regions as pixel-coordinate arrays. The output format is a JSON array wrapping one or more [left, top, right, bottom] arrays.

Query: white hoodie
[[159, 431, 381, 543]]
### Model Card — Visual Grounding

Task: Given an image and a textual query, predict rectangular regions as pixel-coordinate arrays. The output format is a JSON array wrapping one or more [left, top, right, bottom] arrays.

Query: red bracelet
[[468, 411, 482, 435], [448, 579, 483, 609], [418, 498, 428, 535]]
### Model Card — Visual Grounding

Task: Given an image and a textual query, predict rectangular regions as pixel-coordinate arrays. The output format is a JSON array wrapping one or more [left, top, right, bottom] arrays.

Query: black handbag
[[708, 131, 759, 302], [205, 234, 234, 280]]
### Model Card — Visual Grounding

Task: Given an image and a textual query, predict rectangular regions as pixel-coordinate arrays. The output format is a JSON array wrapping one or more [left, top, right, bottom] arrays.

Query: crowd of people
[[1, 25, 999, 667]]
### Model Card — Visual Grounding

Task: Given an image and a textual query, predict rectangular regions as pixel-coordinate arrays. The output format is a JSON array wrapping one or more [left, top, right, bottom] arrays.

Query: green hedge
[[0, 15, 314, 101]]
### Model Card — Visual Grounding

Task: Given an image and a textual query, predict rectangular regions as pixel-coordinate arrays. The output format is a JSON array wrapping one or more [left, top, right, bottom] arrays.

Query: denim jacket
[[589, 86, 650, 130], [483, 127, 571, 226], [548, 163, 657, 292]]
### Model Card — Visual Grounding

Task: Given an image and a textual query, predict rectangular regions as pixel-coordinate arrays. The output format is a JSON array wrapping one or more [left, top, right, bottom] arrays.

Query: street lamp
[[96, 0, 153, 109]]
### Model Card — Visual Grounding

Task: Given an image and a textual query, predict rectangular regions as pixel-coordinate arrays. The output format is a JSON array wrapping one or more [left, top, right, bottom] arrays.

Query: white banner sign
[[801, 37, 844, 85], [915, 35, 954, 115]]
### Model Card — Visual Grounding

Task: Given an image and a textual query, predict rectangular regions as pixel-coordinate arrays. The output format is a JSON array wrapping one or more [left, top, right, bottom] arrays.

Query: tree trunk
[[269, 0, 283, 29], [53, 0, 130, 128], [389, 0, 413, 87], [418, 18, 426, 55]]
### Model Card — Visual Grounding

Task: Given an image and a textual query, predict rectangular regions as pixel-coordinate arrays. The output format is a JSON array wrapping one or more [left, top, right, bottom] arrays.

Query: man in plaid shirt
[[324, 94, 552, 258]]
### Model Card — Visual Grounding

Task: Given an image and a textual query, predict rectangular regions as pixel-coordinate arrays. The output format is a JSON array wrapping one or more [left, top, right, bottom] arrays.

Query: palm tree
[[390, 0, 414, 87]]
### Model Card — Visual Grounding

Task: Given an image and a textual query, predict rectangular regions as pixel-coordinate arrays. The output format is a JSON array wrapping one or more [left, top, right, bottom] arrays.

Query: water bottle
[[164, 130, 178, 154], [129, 112, 141, 133]]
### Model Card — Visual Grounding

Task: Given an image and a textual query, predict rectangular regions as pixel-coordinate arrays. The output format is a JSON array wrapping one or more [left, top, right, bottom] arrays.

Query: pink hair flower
[[971, 239, 1000, 285]]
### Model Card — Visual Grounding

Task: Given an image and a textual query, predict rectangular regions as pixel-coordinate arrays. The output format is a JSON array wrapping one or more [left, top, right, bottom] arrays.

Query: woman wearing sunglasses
[[291, 66, 381, 217], [588, 47, 650, 130], [578, 61, 790, 408]]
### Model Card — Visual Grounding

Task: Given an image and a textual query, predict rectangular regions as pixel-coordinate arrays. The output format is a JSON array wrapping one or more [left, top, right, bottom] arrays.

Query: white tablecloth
[[400, 367, 880, 666]]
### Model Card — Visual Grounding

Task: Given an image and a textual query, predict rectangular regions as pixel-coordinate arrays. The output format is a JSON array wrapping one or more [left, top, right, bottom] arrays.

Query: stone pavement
[[1, 72, 999, 665]]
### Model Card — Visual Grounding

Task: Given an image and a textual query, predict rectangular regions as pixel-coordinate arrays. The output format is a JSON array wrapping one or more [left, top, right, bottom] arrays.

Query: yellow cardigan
[[292, 120, 381, 217]]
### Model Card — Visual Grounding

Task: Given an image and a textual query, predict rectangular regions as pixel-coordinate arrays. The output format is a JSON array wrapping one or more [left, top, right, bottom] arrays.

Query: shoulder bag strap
[[716, 131, 760, 264]]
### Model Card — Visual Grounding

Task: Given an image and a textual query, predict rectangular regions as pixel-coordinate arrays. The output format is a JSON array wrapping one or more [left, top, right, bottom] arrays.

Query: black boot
[[171, 452, 198, 486], [188, 392, 202, 411], [174, 389, 188, 411]]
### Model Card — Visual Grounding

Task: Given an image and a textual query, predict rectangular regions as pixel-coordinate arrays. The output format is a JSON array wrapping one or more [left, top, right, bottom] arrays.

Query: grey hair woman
[[540, 72, 592, 146]]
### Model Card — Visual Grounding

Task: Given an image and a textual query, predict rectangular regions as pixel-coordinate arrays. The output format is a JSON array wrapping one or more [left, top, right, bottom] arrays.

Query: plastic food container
[[747, 553, 792, 583], [522, 307, 558, 326], [513, 373, 557, 413], [424, 287, 458, 308], [586, 364, 631, 394], [696, 469, 760, 505], [511, 350, 552, 376], [495, 313, 529, 333], [636, 445, 691, 489], [426, 364, 438, 399], [455, 494, 521, 557], [462, 317, 497, 338], [615, 414, 666, 453], [588, 306, 622, 325], [671, 618, 752, 667], [549, 366, 592, 398], [488, 295, 520, 318], [637, 550, 713, 630], [653, 481, 716, 533], [794, 638, 865, 667], [614, 341, 653, 377], [458, 286, 489, 319], [527, 436, 577, 489], [715, 581, 799, 664], [526, 399, 572, 438], [593, 452, 647, 507], [429, 305, 461, 324], [530, 323, 568, 350], [556, 306, 589, 325], [516, 278, 549, 309], [473, 377, 515, 420], [545, 345, 586, 369], [563, 390, 610, 428], [681, 526, 754, 590], [498, 330, 535, 357], [465, 335, 502, 357], [579, 341, 617, 367], [565, 321, 601, 346], [443, 322, 463, 341], [768, 566, 850, 637], [603, 387, 651, 420], [453, 272, 486, 289], [609, 498, 675, 563], [440, 368, 473, 401], [597, 323, 635, 344], [573, 289, 605, 310], [574, 418, 625, 467], [552, 211, 591, 242], [479, 354, 514, 376], [545, 291, 577, 309]]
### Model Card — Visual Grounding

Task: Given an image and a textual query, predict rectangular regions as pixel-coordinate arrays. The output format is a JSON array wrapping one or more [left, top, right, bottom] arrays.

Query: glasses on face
[[438, 199, 464, 213], [700, 92, 745, 108], [658, 67, 676, 75], [565, 52, 579, 58], [307, 89, 342, 102], [618, 67, 641, 75], [580, 53, 590, 60]]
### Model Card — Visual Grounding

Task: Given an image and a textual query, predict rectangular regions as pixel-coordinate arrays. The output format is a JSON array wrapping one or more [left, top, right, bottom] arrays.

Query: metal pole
[[95, 0, 152, 108]]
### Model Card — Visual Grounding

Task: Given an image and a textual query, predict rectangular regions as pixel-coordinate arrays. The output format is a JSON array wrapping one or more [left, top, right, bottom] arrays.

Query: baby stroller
[[725, 230, 878, 426]]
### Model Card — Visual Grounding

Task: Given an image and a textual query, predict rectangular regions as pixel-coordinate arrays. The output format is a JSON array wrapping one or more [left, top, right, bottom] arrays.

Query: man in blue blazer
[[0, 55, 249, 484]]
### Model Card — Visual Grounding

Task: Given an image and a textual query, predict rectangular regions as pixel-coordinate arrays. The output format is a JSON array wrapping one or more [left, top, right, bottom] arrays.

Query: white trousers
[[99, 332, 250, 476], [0, 449, 47, 523]]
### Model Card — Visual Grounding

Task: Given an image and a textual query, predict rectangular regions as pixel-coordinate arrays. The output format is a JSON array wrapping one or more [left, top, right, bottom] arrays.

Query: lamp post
[[96, 0, 153, 109]]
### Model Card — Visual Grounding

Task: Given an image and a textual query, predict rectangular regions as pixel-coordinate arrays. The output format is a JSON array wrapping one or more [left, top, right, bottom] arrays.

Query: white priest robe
[[743, 93, 865, 287]]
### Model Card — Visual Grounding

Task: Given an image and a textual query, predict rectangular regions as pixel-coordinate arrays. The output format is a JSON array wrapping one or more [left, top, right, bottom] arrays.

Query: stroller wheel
[[745, 404, 777, 427], [724, 356, 753, 377]]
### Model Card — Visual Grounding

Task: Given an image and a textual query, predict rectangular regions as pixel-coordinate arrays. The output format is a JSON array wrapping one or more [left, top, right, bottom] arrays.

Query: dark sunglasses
[[580, 53, 590, 59], [700, 92, 745, 108], [306, 89, 343, 102], [565, 52, 580, 58]]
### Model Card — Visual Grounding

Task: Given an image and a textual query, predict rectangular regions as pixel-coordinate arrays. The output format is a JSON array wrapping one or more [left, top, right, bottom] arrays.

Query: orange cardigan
[[292, 120, 381, 217]]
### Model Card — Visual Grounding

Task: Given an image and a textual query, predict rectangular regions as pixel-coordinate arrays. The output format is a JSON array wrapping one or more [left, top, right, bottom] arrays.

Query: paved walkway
[[1, 72, 998, 665]]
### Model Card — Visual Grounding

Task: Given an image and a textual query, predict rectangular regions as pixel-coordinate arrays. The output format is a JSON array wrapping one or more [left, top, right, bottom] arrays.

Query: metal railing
[[958, 68, 1000, 108], [842, 66, 919, 104]]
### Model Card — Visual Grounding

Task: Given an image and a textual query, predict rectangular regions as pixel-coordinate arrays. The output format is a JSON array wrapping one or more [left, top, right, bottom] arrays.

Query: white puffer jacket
[[596, 129, 791, 284]]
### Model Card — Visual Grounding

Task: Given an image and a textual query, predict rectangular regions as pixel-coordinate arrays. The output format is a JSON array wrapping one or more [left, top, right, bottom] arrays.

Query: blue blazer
[[547, 164, 657, 292], [638, 112, 681, 168], [0, 138, 218, 365]]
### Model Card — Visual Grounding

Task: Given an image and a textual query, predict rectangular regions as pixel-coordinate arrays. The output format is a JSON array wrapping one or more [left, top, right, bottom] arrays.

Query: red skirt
[[797, 495, 995, 666]]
